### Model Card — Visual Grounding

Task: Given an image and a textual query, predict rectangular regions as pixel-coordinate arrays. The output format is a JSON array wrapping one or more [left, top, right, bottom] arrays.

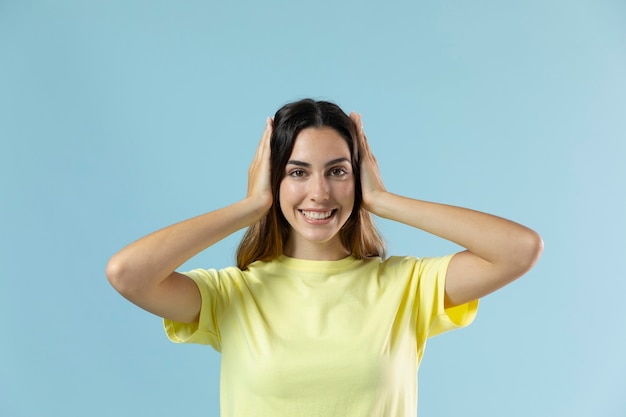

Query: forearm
[[107, 196, 268, 289], [369, 191, 541, 269], [353, 113, 541, 304]]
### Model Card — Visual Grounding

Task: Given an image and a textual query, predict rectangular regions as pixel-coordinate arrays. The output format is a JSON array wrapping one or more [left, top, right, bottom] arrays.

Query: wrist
[[361, 190, 389, 216], [242, 195, 273, 222]]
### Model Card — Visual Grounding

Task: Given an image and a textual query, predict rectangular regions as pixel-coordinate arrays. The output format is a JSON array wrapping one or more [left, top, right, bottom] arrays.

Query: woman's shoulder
[[376, 254, 455, 276]]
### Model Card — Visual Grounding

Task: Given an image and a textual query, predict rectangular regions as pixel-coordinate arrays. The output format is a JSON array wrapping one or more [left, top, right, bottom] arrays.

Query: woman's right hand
[[246, 117, 274, 214]]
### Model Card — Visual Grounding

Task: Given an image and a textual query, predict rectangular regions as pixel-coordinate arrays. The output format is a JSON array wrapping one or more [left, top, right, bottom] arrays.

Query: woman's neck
[[283, 238, 350, 261]]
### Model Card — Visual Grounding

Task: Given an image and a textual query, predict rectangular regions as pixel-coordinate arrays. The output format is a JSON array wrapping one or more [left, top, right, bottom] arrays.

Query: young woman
[[107, 98, 543, 417]]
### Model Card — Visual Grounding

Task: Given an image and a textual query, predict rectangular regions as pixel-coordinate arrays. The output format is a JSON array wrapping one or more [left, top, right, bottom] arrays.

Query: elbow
[[106, 254, 137, 297], [515, 229, 544, 276], [527, 229, 544, 265]]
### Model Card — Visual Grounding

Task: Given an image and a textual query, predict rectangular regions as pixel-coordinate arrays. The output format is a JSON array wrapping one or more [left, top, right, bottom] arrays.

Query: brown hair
[[236, 98, 386, 269]]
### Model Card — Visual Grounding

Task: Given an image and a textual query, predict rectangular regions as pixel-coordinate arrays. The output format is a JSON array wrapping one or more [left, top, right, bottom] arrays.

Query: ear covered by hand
[[246, 118, 274, 213], [350, 112, 387, 213]]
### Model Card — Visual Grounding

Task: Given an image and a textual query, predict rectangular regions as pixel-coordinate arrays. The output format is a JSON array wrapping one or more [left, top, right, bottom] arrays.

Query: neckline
[[276, 254, 358, 272]]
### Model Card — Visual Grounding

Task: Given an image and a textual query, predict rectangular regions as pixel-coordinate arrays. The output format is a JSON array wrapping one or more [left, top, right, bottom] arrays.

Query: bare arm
[[106, 119, 274, 323], [351, 113, 543, 308]]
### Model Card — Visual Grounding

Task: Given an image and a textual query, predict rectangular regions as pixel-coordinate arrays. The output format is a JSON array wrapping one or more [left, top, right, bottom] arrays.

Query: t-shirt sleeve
[[414, 254, 479, 339], [163, 268, 225, 351]]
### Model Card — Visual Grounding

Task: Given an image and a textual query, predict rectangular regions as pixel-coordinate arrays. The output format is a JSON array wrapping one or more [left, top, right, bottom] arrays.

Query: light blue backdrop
[[1, 1, 625, 416]]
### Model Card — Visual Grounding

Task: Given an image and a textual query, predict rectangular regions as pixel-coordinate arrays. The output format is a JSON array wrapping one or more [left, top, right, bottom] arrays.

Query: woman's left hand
[[350, 112, 387, 213]]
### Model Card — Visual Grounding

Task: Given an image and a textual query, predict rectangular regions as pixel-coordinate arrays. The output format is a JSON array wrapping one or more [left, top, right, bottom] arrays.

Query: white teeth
[[301, 210, 333, 220]]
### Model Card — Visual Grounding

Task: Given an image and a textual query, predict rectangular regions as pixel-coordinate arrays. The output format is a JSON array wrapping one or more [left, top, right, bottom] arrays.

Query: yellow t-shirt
[[164, 254, 478, 417]]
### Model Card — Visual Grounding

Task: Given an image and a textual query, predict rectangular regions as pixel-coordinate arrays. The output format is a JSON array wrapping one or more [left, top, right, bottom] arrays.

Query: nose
[[309, 174, 330, 201]]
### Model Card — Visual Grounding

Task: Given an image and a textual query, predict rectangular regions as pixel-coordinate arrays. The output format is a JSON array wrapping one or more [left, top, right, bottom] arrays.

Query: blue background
[[1, 1, 625, 416]]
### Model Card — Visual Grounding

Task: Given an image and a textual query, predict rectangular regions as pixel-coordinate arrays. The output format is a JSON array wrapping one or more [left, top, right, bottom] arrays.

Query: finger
[[261, 117, 272, 144], [248, 119, 273, 194], [261, 117, 273, 158], [350, 111, 363, 133], [265, 116, 273, 134], [353, 113, 372, 153], [254, 117, 273, 160], [349, 111, 364, 140]]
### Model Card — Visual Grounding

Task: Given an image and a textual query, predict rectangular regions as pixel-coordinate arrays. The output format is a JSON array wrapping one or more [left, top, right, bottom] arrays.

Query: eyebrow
[[286, 157, 351, 168]]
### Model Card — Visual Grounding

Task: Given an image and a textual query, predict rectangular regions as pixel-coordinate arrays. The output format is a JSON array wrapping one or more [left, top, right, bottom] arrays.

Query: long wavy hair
[[236, 98, 386, 269]]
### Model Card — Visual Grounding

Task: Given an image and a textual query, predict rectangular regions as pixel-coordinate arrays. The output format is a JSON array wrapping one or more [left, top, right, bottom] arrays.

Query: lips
[[299, 209, 335, 220]]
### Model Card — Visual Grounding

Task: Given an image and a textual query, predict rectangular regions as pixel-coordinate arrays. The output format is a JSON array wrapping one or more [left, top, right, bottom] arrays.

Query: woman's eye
[[289, 169, 305, 177], [330, 167, 347, 176]]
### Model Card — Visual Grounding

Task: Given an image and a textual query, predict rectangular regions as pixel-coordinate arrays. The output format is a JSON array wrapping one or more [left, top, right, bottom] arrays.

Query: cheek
[[336, 182, 356, 207], [279, 181, 293, 203], [278, 182, 287, 214], [278, 180, 299, 214]]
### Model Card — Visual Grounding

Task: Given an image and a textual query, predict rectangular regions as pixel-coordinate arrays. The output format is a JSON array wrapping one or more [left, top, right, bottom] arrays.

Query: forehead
[[290, 127, 351, 159]]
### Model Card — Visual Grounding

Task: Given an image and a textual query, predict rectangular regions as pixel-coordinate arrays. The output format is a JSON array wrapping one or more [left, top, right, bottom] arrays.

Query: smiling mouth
[[299, 209, 335, 220]]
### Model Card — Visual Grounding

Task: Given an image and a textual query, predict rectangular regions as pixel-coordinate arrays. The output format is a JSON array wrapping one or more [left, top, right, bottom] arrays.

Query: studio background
[[1, 1, 625, 416]]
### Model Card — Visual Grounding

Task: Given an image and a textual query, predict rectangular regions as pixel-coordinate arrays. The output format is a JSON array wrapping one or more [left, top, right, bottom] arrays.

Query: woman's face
[[279, 127, 355, 259]]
